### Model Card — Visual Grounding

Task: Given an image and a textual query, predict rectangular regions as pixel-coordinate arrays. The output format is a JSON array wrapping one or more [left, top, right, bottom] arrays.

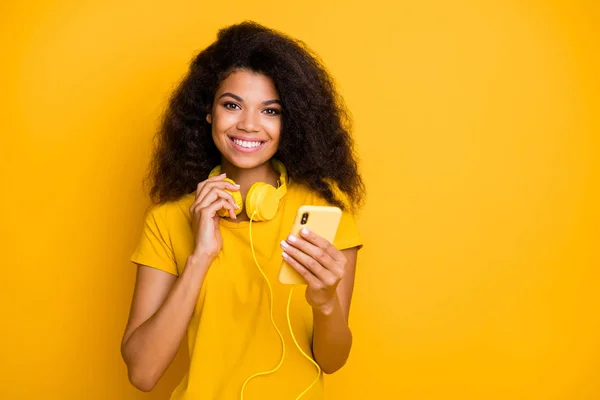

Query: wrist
[[313, 295, 340, 317], [187, 251, 213, 271]]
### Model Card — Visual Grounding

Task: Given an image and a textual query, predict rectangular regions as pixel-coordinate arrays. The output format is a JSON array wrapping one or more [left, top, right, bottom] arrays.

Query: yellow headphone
[[208, 159, 288, 221], [208, 159, 321, 399]]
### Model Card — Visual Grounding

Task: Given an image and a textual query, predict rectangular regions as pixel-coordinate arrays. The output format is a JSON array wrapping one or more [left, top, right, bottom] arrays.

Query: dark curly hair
[[145, 21, 365, 212]]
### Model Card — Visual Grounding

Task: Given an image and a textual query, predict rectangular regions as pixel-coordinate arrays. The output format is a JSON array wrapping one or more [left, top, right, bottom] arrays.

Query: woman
[[121, 21, 365, 399]]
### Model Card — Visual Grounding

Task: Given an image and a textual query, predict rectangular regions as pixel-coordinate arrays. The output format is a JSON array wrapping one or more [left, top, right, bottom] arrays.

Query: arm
[[120, 254, 211, 392], [281, 229, 359, 374], [311, 247, 357, 373], [122, 173, 239, 391]]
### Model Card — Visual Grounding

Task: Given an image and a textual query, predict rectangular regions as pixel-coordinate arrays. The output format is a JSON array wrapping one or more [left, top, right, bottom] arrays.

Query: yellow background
[[1, 0, 598, 399]]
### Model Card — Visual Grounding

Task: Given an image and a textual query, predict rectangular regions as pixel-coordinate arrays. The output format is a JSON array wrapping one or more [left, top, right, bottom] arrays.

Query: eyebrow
[[218, 92, 281, 106]]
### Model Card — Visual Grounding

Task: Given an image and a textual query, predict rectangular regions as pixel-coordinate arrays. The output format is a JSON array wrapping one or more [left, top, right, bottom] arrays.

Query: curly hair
[[145, 21, 365, 212]]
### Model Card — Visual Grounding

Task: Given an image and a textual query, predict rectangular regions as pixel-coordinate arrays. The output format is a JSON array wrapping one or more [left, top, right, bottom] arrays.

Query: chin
[[221, 153, 276, 170]]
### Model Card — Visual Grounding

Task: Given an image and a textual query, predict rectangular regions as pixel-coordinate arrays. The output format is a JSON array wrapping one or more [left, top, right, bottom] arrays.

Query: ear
[[206, 113, 212, 124]]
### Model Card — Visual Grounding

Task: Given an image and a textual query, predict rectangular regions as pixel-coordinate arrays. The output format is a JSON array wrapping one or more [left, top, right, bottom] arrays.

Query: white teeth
[[233, 138, 263, 148]]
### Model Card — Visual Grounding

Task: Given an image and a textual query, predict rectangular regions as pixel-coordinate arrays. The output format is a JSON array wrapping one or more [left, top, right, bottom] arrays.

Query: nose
[[236, 109, 260, 132]]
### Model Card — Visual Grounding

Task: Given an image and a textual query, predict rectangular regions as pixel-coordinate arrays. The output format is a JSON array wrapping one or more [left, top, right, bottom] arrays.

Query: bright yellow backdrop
[[1, 0, 598, 399]]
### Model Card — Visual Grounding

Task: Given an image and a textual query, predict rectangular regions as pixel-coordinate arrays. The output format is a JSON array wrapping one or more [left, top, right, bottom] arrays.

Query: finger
[[196, 180, 240, 205], [284, 234, 336, 272], [200, 198, 235, 220], [202, 188, 239, 212], [195, 173, 226, 199], [191, 188, 239, 214], [280, 239, 335, 283], [193, 193, 236, 219], [299, 228, 345, 263], [195, 201, 236, 221], [281, 251, 321, 287]]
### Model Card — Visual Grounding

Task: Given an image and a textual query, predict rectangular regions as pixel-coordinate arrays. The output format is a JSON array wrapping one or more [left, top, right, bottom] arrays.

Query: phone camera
[[301, 212, 309, 225]]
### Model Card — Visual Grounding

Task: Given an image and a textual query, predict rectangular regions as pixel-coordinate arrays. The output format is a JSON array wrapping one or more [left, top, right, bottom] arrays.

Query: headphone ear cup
[[217, 178, 244, 218], [246, 182, 280, 221]]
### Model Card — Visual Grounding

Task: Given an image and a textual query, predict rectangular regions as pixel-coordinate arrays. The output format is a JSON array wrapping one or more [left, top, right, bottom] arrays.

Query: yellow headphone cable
[[240, 211, 321, 400]]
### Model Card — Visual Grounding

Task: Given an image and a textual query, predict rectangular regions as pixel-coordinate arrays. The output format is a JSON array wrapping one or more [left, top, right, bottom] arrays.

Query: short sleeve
[[130, 204, 179, 276], [333, 210, 363, 251]]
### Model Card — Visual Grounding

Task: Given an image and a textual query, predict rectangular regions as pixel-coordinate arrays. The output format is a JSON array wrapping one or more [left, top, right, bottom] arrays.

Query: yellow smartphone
[[279, 205, 342, 285]]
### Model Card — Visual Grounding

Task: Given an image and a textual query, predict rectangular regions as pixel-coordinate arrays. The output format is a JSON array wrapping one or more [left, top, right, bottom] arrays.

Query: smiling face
[[207, 69, 282, 170]]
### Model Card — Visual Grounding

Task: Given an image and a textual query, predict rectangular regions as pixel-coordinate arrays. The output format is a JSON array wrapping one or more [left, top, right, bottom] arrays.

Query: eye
[[223, 102, 241, 110], [263, 108, 281, 116]]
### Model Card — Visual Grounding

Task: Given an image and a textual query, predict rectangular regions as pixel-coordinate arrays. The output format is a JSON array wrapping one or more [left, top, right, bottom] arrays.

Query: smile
[[229, 136, 266, 153]]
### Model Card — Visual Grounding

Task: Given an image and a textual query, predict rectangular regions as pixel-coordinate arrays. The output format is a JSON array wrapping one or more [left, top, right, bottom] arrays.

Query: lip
[[228, 136, 267, 153]]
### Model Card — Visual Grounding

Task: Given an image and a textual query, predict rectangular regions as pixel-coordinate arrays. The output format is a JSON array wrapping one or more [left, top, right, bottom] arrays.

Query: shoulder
[[144, 192, 195, 227], [286, 180, 329, 208], [286, 179, 355, 212], [286, 180, 315, 199]]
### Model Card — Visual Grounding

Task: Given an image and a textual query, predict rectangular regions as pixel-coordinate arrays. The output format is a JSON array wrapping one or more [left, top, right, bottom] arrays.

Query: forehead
[[216, 69, 279, 99]]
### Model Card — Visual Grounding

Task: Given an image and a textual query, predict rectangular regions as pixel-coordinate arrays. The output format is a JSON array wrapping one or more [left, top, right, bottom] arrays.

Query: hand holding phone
[[278, 205, 342, 285]]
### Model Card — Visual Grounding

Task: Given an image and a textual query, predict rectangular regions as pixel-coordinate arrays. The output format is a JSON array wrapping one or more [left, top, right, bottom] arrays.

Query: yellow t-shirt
[[130, 180, 362, 400]]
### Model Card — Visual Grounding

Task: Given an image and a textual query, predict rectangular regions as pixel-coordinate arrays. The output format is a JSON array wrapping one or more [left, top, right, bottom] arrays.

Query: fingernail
[[280, 240, 289, 248], [234, 203, 240, 209], [220, 173, 226, 177], [301, 228, 309, 236], [288, 234, 297, 243], [233, 184, 240, 188], [282, 251, 289, 259]]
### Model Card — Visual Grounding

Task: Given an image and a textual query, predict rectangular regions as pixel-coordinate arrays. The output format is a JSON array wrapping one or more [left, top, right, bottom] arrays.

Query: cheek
[[265, 118, 282, 141], [213, 111, 237, 133]]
